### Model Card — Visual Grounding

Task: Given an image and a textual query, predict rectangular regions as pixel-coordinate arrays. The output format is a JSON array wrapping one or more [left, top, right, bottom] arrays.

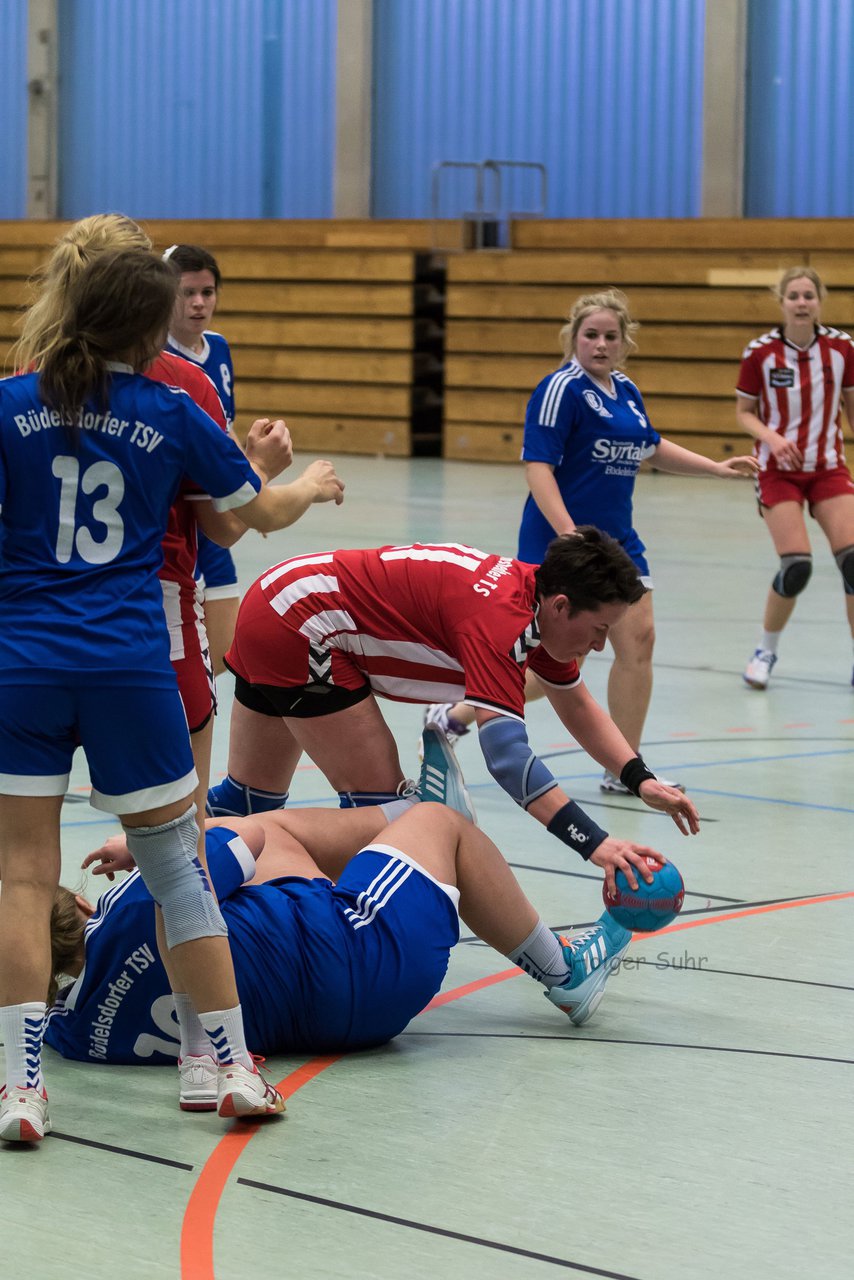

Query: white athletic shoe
[[217, 1061, 286, 1120], [0, 1085, 51, 1143], [179, 1055, 218, 1112], [600, 770, 684, 794], [743, 648, 777, 690], [419, 723, 477, 823]]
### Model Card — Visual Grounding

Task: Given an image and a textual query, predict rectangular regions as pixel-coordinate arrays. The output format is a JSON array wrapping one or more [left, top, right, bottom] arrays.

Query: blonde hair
[[559, 288, 639, 365], [10, 213, 152, 372], [49, 887, 86, 1008], [774, 266, 826, 303]]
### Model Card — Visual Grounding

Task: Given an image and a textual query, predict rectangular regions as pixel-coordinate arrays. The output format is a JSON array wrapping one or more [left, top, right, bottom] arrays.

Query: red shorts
[[161, 581, 215, 732], [226, 579, 372, 718], [757, 464, 854, 513]]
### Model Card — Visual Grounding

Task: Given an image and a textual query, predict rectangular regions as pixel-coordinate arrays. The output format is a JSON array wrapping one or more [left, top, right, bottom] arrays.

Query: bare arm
[[524, 461, 576, 533], [232, 459, 345, 534], [736, 393, 802, 468], [538, 684, 700, 835], [653, 437, 758, 478]]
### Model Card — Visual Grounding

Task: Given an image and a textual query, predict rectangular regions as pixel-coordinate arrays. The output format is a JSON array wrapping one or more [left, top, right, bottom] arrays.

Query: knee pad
[[834, 544, 854, 595], [124, 805, 227, 950], [772, 553, 812, 598]]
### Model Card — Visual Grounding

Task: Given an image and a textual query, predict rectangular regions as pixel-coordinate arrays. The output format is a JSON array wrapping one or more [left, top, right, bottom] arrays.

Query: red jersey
[[252, 544, 581, 720], [736, 326, 854, 472], [146, 351, 228, 598]]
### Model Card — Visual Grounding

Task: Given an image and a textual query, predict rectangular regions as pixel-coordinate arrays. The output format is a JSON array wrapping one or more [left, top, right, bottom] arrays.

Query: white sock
[[197, 1005, 254, 1069], [378, 794, 420, 823], [507, 922, 571, 988], [173, 993, 214, 1059], [0, 1001, 47, 1092], [760, 630, 782, 654]]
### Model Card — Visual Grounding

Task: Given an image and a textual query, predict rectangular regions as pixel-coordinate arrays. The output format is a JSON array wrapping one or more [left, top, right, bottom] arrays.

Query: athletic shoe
[[421, 703, 470, 749], [0, 1085, 51, 1143], [743, 648, 777, 690], [545, 913, 632, 1026], [601, 770, 684, 794], [419, 723, 477, 823], [217, 1061, 286, 1119], [179, 1054, 218, 1112]]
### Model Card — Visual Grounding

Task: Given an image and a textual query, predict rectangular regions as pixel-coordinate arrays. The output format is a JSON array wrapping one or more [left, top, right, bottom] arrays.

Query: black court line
[[49, 1130, 194, 1169], [458, 889, 845, 945], [403, 1032, 854, 1066], [654, 964, 854, 994], [506, 861, 742, 902], [236, 1179, 646, 1279]]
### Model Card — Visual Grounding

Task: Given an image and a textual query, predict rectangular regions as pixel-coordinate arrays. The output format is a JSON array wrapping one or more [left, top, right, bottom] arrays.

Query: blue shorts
[[238, 845, 461, 1055], [517, 521, 652, 588], [0, 680, 197, 813], [195, 532, 239, 598]]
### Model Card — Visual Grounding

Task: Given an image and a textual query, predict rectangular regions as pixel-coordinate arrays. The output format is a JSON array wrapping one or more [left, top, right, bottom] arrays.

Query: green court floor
[[4, 455, 853, 1280]]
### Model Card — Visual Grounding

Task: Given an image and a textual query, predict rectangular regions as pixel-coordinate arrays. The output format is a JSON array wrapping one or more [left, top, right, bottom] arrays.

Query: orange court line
[[179, 888, 854, 1279]]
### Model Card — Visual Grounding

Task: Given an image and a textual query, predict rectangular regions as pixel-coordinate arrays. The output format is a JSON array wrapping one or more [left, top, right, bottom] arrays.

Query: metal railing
[[431, 159, 547, 250]]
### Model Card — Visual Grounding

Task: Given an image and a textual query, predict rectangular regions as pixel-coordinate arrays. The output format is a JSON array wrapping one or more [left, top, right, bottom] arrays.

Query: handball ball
[[603, 857, 685, 932]]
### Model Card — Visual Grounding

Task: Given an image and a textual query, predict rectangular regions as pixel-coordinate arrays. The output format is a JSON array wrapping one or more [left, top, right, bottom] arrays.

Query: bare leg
[[760, 502, 811, 633], [813, 493, 854, 642], [225, 701, 303, 793], [246, 803, 538, 955], [605, 591, 655, 753], [204, 596, 240, 677], [0, 795, 63, 1006], [283, 695, 408, 793], [367, 804, 539, 955]]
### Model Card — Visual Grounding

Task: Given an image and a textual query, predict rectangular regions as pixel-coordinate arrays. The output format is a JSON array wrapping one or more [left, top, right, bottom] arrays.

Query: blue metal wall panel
[[745, 0, 854, 216], [58, 0, 335, 219], [0, 0, 28, 217], [372, 0, 705, 218]]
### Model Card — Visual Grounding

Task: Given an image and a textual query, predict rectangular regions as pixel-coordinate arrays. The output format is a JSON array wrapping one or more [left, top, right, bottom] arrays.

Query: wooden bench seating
[[444, 220, 854, 463], [0, 220, 453, 457]]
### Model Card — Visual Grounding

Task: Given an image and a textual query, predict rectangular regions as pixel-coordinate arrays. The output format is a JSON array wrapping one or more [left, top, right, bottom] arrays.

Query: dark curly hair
[[534, 527, 646, 614]]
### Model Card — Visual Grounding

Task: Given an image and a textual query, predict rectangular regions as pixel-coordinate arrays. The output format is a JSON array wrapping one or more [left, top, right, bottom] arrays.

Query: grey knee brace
[[772, 553, 812, 597], [834, 544, 854, 594], [124, 805, 227, 949]]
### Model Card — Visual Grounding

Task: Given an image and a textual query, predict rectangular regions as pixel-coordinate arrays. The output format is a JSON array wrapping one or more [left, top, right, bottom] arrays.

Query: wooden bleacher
[[444, 219, 854, 462], [4, 218, 854, 465], [0, 219, 441, 458]]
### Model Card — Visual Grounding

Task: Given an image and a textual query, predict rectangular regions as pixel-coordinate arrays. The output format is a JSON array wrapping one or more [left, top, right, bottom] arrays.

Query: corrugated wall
[[372, 0, 705, 218], [0, 0, 28, 217], [745, 0, 854, 216], [57, 0, 336, 219]]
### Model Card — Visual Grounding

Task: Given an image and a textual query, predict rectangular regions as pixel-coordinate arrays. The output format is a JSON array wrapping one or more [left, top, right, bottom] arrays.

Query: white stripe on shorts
[[344, 857, 413, 930]]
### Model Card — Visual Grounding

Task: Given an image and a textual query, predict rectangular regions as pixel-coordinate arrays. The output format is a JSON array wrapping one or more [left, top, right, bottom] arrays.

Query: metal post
[[27, 0, 59, 219], [334, 0, 373, 216]]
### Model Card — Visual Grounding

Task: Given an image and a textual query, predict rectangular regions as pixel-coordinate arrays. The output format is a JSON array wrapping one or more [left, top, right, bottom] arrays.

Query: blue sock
[[206, 775, 289, 817]]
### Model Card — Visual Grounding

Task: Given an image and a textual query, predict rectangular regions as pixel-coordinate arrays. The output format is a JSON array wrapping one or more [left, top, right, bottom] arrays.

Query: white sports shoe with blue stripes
[[419, 724, 477, 823], [545, 913, 631, 1026]]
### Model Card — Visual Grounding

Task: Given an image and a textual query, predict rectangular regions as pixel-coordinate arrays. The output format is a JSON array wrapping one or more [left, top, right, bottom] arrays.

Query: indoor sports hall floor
[[5, 455, 853, 1280]]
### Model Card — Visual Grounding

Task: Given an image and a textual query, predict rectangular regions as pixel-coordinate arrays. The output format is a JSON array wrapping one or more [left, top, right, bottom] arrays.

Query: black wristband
[[547, 801, 608, 860], [619, 755, 657, 797]]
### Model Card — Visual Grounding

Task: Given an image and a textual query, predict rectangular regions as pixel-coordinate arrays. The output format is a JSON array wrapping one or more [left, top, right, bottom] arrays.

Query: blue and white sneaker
[[418, 723, 477, 823], [545, 913, 632, 1026], [743, 648, 777, 690]]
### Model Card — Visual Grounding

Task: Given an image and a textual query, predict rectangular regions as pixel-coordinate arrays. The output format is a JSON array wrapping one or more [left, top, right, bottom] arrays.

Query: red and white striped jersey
[[255, 544, 581, 720], [736, 326, 854, 472], [148, 351, 228, 618]]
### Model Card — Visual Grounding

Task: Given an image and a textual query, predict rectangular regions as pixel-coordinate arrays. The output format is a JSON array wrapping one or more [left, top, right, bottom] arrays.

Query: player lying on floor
[[45, 731, 647, 1110]]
